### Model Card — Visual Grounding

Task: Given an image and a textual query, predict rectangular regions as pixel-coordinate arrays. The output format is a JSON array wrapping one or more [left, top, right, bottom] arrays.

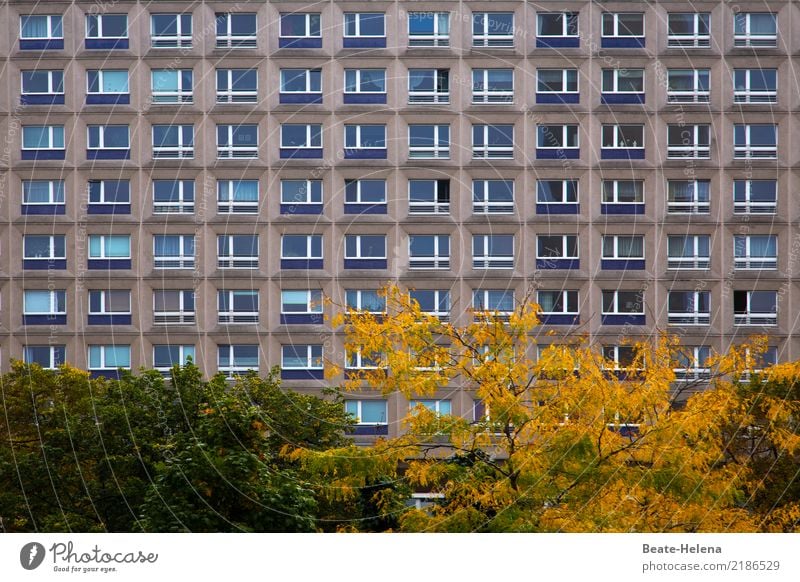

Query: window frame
[[733, 13, 777, 48], [153, 180, 195, 214], [733, 180, 777, 215], [601, 235, 645, 260], [88, 289, 132, 317], [85, 14, 128, 40], [153, 345, 196, 374], [344, 235, 387, 260], [408, 234, 451, 270], [217, 180, 259, 214], [217, 235, 259, 269], [20, 15, 63, 40], [217, 289, 260, 324], [153, 289, 195, 325], [408, 69, 450, 104], [733, 124, 778, 159], [88, 345, 131, 371], [343, 12, 386, 38], [408, 179, 450, 215], [733, 290, 778, 326], [472, 234, 515, 269], [215, 12, 257, 48], [215, 68, 258, 103], [150, 13, 193, 48], [21, 70, 64, 96], [408, 124, 450, 159], [218, 344, 260, 377], [601, 12, 644, 38], [536, 68, 579, 94], [473, 124, 515, 159], [667, 180, 710, 214], [22, 125, 65, 151], [472, 68, 514, 104], [733, 69, 778, 104], [153, 234, 195, 269], [280, 68, 322, 94], [22, 180, 65, 206], [217, 124, 259, 159], [23, 345, 66, 370], [734, 235, 778, 270], [667, 235, 711, 270], [667, 69, 710, 103], [88, 235, 131, 260], [472, 12, 514, 47], [472, 179, 514, 214], [667, 290, 711, 326], [280, 180, 323, 206], [407, 12, 450, 47], [151, 69, 193, 104], [87, 124, 130, 151], [152, 124, 194, 159], [23, 289, 66, 316], [667, 13, 710, 48], [281, 344, 324, 370], [666, 124, 710, 159]]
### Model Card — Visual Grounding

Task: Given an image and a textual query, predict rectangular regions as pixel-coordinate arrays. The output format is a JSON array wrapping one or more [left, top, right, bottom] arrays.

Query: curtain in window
[[106, 236, 129, 257], [24, 291, 50, 312], [106, 346, 130, 368], [22, 16, 48, 37], [750, 236, 776, 257], [152, 70, 178, 92], [668, 181, 693, 202], [361, 401, 387, 423], [155, 236, 180, 257], [619, 237, 643, 257], [749, 14, 776, 34], [103, 71, 128, 93], [669, 236, 690, 257], [24, 181, 54, 203], [89, 346, 102, 368], [538, 292, 557, 312]]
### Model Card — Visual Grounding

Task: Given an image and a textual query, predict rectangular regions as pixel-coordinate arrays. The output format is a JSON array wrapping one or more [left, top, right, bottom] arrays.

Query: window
[[472, 235, 514, 269], [343, 13, 385, 48], [22, 125, 65, 159], [280, 124, 322, 158], [668, 291, 710, 326], [24, 346, 66, 369], [344, 125, 387, 158], [153, 345, 195, 375], [536, 69, 579, 103], [345, 400, 387, 425], [217, 235, 258, 269], [153, 290, 195, 325], [153, 180, 194, 214], [344, 69, 386, 104], [215, 13, 257, 48], [473, 290, 514, 317], [152, 125, 193, 159], [409, 125, 450, 159], [472, 69, 514, 103], [409, 290, 450, 321], [601, 13, 644, 47], [344, 235, 387, 269], [345, 290, 386, 314], [536, 12, 578, 47], [536, 180, 579, 213], [279, 13, 321, 48], [742, 346, 778, 377], [473, 180, 514, 214], [410, 400, 452, 415], [601, 124, 643, 158], [473, 12, 514, 47], [217, 124, 259, 159], [733, 290, 777, 326], [667, 125, 710, 159], [733, 69, 777, 103], [22, 180, 65, 214], [667, 13, 710, 48], [216, 69, 258, 103], [88, 345, 131, 376], [23, 235, 66, 269], [86, 70, 129, 104], [734, 124, 777, 159], [23, 289, 66, 325], [667, 69, 710, 103], [20, 15, 63, 49], [667, 235, 711, 270], [151, 13, 192, 48], [536, 235, 579, 269], [537, 124, 578, 158], [734, 235, 777, 270], [280, 290, 323, 324], [734, 13, 777, 48], [601, 291, 645, 323], [154, 235, 195, 269], [601, 235, 644, 268], [537, 290, 579, 325], [280, 69, 322, 103], [218, 290, 259, 324], [281, 345, 323, 380], [88, 235, 131, 269], [408, 12, 450, 47], [217, 180, 258, 214], [87, 125, 130, 159], [474, 124, 515, 159], [21, 70, 64, 105], [151, 69, 193, 104], [601, 180, 644, 214], [601, 69, 644, 104], [409, 179, 450, 215], [280, 180, 323, 213], [281, 234, 323, 269], [346, 350, 384, 372], [667, 180, 710, 214], [734, 180, 776, 214], [88, 290, 131, 325], [408, 69, 449, 104], [86, 14, 128, 49], [602, 346, 640, 373], [218, 345, 259, 377], [88, 180, 130, 214], [344, 179, 386, 213], [409, 235, 450, 270]]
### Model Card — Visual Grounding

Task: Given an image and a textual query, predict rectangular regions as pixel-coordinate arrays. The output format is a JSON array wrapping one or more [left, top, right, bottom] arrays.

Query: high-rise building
[[3, 1, 795, 436]]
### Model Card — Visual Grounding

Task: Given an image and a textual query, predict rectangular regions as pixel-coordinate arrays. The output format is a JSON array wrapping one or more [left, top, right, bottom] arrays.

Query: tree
[[292, 284, 798, 532]]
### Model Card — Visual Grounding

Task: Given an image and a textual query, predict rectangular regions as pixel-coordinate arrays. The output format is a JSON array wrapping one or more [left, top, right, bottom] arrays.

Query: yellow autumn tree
[[290, 284, 799, 532]]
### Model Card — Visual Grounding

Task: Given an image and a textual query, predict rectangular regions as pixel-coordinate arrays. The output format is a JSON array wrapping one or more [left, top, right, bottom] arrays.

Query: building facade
[[2, 0, 798, 436]]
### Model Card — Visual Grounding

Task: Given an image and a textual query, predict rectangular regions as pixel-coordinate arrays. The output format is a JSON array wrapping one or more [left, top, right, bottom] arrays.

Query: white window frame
[[667, 180, 710, 214], [537, 124, 579, 151], [217, 180, 259, 214], [601, 69, 644, 94], [87, 125, 129, 151], [281, 234, 323, 261], [343, 13, 385, 38], [472, 234, 514, 269], [217, 235, 259, 269], [410, 290, 450, 321], [216, 13, 257, 48], [23, 345, 65, 369], [88, 345, 131, 371], [153, 345, 195, 374], [601, 12, 644, 38], [151, 69, 193, 104], [408, 69, 449, 104], [472, 69, 514, 104], [22, 180, 65, 206], [345, 290, 386, 314], [150, 13, 192, 48], [668, 291, 710, 326], [667, 13, 710, 48], [153, 180, 194, 214], [280, 69, 322, 94], [601, 291, 644, 316], [472, 290, 514, 318], [153, 290, 195, 325], [281, 344, 324, 370], [86, 69, 129, 96], [153, 234, 195, 269], [152, 124, 194, 159], [473, 12, 514, 47], [409, 234, 450, 270], [280, 124, 322, 150], [88, 289, 131, 317], [734, 235, 778, 270], [474, 124, 515, 158], [408, 179, 450, 215], [218, 290, 259, 324], [734, 13, 777, 48], [24, 289, 66, 316], [20, 15, 63, 40], [667, 69, 710, 103], [408, 12, 450, 47], [537, 12, 578, 38], [537, 290, 579, 316], [344, 235, 387, 260], [734, 124, 777, 159], [472, 180, 514, 214], [536, 179, 579, 205], [88, 235, 131, 260], [345, 125, 386, 150], [280, 180, 323, 205], [602, 235, 645, 260], [346, 349, 384, 371], [345, 400, 387, 425], [24, 235, 66, 261], [88, 180, 130, 206], [667, 235, 711, 270], [344, 69, 386, 95], [667, 124, 710, 159], [601, 180, 644, 205], [408, 124, 450, 159], [85, 14, 128, 40], [344, 179, 387, 205], [733, 180, 777, 214], [217, 124, 259, 159], [216, 68, 258, 103], [280, 290, 323, 316], [279, 13, 321, 39], [218, 345, 259, 377], [536, 68, 579, 94], [21, 70, 64, 95], [601, 124, 643, 150], [733, 69, 778, 104], [22, 125, 64, 151], [734, 291, 777, 326], [536, 235, 579, 261]]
